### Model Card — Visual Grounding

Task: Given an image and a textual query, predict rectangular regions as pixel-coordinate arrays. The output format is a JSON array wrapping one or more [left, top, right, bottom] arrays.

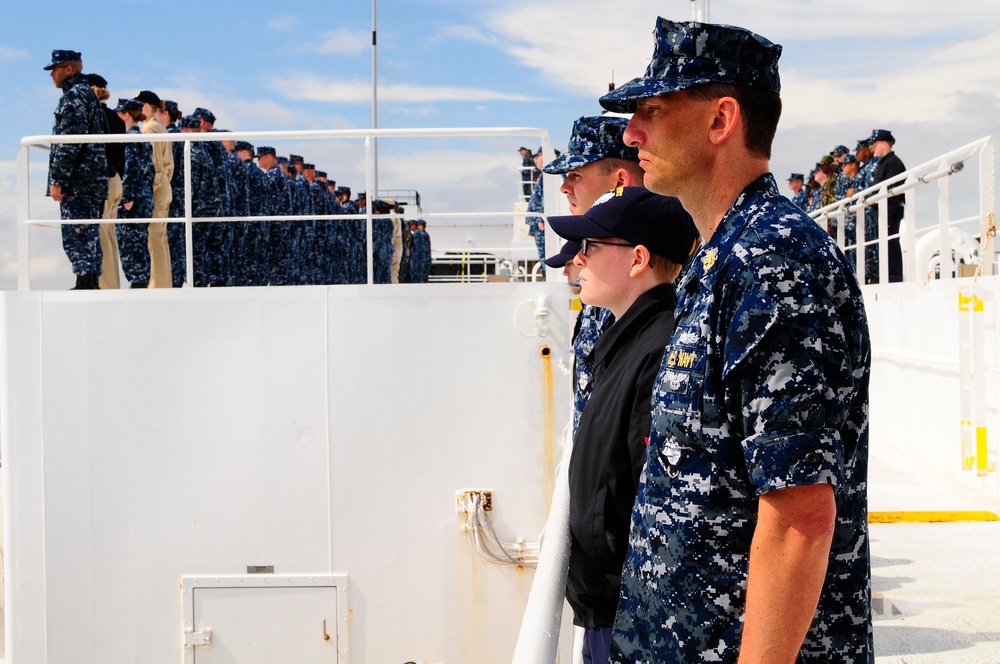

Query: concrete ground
[[870, 437, 1000, 663]]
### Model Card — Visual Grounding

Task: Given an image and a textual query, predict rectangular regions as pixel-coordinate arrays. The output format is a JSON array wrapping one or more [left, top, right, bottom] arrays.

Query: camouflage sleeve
[[721, 253, 851, 495], [121, 142, 141, 201], [48, 93, 90, 187]]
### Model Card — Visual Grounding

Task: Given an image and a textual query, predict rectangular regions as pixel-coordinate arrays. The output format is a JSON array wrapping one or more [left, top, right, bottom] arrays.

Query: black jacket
[[101, 104, 126, 179], [566, 282, 676, 628], [873, 151, 906, 224]]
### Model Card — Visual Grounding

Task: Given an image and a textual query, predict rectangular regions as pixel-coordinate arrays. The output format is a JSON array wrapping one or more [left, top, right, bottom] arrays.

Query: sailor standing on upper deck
[[45, 49, 108, 290], [600, 18, 873, 663]]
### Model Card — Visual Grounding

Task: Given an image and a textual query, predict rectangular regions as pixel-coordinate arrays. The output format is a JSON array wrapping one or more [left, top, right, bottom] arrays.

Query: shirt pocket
[[647, 319, 714, 503]]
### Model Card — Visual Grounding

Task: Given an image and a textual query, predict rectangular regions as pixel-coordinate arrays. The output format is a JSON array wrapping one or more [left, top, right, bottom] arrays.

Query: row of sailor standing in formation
[[43, 49, 431, 290]]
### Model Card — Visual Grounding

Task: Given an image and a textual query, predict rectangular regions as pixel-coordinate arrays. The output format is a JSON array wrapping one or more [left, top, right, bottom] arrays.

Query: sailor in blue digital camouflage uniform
[[236, 141, 269, 286], [303, 163, 329, 284], [856, 137, 880, 280], [354, 191, 368, 283], [45, 50, 108, 289], [371, 199, 395, 284], [600, 18, 872, 663], [192, 108, 231, 286], [835, 155, 863, 266], [409, 219, 431, 282], [319, 175, 345, 284], [525, 148, 548, 274], [787, 172, 808, 211], [165, 101, 188, 286], [178, 116, 222, 286], [114, 98, 154, 288], [257, 147, 291, 285], [287, 156, 315, 284], [540, 116, 645, 434], [223, 138, 251, 286], [336, 187, 360, 283]]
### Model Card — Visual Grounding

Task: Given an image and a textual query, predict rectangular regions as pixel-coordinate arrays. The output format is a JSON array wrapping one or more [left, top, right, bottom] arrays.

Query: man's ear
[[707, 96, 741, 146]]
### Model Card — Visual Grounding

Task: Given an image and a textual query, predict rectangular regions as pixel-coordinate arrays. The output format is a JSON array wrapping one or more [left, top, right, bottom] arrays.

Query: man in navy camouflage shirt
[[45, 50, 108, 289], [834, 155, 864, 267], [856, 138, 881, 281], [787, 172, 807, 211], [600, 18, 872, 663], [541, 116, 646, 434]]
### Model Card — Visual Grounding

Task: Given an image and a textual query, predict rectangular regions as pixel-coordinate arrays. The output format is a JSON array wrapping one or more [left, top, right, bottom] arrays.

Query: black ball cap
[[547, 186, 699, 265], [134, 90, 161, 107]]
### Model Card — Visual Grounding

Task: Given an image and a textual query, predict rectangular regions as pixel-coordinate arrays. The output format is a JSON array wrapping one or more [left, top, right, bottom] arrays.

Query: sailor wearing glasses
[[547, 186, 698, 664]]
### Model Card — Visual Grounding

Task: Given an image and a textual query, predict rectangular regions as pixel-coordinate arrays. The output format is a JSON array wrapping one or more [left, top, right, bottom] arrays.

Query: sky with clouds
[[1, 0, 999, 289]]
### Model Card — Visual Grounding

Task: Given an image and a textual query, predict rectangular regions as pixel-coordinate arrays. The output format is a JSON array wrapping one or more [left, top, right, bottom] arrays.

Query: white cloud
[[426, 24, 497, 47], [266, 15, 299, 32], [781, 30, 1000, 126], [0, 45, 29, 59], [269, 74, 540, 103], [314, 29, 367, 56], [480, 0, 1000, 110]]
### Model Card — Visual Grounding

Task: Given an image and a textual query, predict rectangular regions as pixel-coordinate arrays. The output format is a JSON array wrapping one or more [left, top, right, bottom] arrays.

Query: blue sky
[[2, 0, 999, 288]]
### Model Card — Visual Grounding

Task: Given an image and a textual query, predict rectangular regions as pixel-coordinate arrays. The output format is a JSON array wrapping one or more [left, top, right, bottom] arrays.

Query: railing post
[[853, 206, 864, 279], [877, 196, 889, 284], [980, 137, 996, 277], [856, 203, 867, 285], [184, 139, 195, 288], [16, 146, 31, 291], [936, 174, 951, 279], [364, 136, 374, 285], [903, 186, 917, 282], [835, 208, 845, 251]]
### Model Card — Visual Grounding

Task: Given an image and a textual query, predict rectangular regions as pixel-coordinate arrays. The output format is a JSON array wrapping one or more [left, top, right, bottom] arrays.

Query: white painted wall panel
[[0, 283, 571, 663]]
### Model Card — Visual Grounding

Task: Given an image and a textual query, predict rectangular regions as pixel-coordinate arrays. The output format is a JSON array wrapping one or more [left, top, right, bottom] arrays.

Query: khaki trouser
[[144, 118, 174, 289], [99, 173, 122, 289], [390, 218, 402, 284], [148, 175, 173, 288]]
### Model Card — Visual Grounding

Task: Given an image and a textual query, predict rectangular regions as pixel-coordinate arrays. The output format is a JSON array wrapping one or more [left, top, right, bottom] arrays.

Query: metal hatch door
[[182, 574, 349, 663]]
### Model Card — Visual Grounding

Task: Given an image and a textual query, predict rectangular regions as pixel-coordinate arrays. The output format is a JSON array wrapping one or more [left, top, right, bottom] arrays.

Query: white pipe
[[22, 126, 556, 146], [511, 423, 574, 664]]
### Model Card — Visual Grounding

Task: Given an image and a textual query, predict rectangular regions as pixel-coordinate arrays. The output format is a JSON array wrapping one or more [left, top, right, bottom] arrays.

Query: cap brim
[[547, 213, 616, 242], [541, 152, 603, 175], [544, 251, 575, 267], [599, 75, 705, 113], [43, 64, 57, 71], [544, 241, 582, 268]]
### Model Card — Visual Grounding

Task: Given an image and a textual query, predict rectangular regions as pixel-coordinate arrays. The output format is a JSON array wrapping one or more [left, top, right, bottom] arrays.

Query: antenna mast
[[690, 0, 711, 22]]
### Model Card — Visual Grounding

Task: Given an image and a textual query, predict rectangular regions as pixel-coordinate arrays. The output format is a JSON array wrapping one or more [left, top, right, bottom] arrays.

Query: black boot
[[130, 281, 148, 289], [71, 273, 100, 290]]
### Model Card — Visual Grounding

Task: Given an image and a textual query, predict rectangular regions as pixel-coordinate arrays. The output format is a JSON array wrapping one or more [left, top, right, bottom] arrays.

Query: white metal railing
[[430, 246, 545, 284], [17, 127, 560, 291], [810, 136, 996, 284]]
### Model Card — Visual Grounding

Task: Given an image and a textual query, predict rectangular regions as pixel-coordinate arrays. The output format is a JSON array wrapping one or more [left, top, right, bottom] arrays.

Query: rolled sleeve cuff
[[743, 429, 846, 495]]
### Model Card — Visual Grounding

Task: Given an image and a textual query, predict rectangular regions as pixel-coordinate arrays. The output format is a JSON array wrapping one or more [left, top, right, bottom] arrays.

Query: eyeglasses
[[581, 238, 635, 255]]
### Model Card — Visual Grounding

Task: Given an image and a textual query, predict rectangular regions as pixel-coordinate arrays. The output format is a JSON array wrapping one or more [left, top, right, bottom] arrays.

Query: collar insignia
[[702, 248, 718, 272]]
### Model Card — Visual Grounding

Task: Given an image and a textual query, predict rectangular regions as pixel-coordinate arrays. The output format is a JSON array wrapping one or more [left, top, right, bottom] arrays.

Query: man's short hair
[[596, 157, 646, 183], [685, 83, 782, 159]]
